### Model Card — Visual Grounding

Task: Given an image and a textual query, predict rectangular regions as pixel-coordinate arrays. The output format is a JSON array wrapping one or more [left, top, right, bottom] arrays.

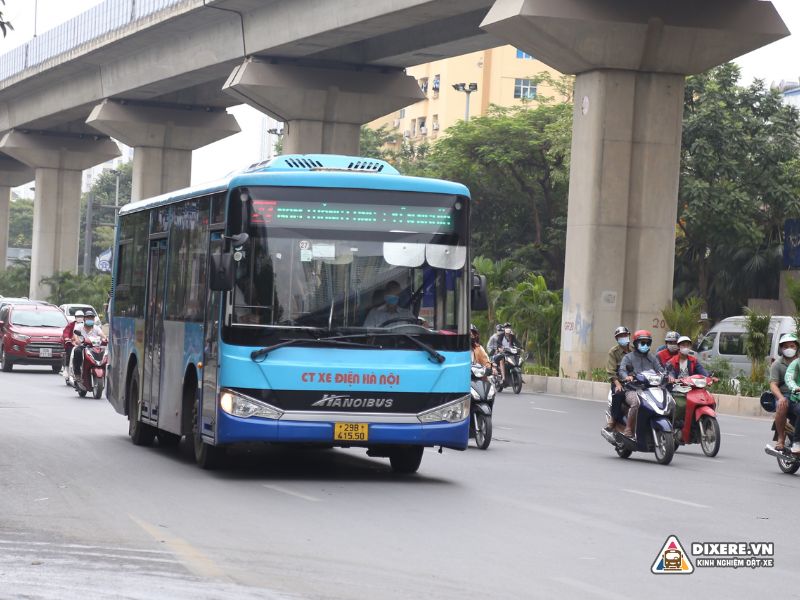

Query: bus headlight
[[220, 389, 283, 420], [417, 395, 470, 424]]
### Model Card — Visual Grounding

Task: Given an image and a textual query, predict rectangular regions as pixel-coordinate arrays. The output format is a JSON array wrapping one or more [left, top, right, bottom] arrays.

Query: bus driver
[[363, 281, 415, 328]]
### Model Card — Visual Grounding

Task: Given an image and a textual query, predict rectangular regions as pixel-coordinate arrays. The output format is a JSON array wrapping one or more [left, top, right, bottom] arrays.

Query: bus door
[[142, 238, 168, 423], [200, 231, 225, 439]]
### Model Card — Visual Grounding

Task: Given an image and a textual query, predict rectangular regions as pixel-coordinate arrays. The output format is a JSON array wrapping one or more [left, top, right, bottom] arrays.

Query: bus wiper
[[323, 332, 445, 364], [250, 338, 381, 361]]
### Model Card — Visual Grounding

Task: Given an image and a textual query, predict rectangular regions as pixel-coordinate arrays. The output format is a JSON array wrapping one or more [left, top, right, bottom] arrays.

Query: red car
[[0, 303, 67, 372]]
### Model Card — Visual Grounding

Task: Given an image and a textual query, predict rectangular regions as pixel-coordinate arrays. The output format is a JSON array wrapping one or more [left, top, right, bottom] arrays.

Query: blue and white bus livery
[[108, 154, 482, 473]]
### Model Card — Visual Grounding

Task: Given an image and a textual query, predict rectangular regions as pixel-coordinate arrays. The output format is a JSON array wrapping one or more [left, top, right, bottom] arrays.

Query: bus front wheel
[[389, 447, 424, 474], [192, 394, 224, 470]]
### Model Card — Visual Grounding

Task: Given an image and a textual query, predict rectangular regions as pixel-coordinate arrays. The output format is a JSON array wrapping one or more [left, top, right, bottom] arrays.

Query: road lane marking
[[130, 515, 228, 579], [0, 539, 172, 555], [262, 484, 320, 502], [530, 407, 567, 414], [622, 489, 710, 509], [724, 433, 745, 437]]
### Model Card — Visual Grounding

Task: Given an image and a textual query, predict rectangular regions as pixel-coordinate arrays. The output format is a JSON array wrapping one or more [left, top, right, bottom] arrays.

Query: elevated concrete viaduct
[[0, 0, 789, 372]]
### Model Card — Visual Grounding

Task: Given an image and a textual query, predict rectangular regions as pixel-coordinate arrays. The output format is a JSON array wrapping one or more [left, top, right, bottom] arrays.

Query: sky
[[2, 0, 800, 194]]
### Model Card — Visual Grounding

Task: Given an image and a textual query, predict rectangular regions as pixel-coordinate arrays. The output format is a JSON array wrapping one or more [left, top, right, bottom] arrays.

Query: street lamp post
[[452, 82, 478, 122]]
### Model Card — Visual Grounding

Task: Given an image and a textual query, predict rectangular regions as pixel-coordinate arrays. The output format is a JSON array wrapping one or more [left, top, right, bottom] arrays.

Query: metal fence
[[0, 0, 186, 81]]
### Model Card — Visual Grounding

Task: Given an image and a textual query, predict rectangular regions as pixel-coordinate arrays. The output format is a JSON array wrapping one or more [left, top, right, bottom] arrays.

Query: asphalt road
[[0, 366, 797, 600]]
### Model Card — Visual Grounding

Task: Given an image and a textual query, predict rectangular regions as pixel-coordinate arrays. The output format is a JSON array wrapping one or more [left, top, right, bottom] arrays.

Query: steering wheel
[[378, 316, 423, 327]]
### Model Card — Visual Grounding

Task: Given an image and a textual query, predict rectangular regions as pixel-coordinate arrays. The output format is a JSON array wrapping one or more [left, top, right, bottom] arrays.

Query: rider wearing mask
[[618, 330, 667, 439], [656, 331, 681, 367], [666, 336, 710, 425], [488, 323, 518, 383], [771, 333, 800, 452], [62, 310, 84, 373], [605, 326, 632, 431], [72, 310, 106, 378]]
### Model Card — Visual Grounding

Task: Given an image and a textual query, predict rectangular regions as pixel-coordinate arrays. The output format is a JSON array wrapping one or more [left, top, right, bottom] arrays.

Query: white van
[[695, 316, 796, 377]]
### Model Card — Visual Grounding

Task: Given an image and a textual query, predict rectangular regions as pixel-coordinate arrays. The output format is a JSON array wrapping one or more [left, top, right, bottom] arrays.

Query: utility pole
[[82, 193, 94, 275]]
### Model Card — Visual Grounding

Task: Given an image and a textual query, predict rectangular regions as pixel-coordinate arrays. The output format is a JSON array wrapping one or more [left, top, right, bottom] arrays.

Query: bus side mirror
[[471, 273, 488, 311], [210, 252, 235, 291]]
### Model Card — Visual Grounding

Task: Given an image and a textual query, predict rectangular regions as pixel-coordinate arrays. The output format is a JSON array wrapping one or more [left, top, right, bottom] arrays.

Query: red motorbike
[[74, 335, 108, 399], [672, 375, 720, 457]]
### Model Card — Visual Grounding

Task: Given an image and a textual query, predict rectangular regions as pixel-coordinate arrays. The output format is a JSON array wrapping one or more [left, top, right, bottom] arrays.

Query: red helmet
[[633, 330, 653, 344]]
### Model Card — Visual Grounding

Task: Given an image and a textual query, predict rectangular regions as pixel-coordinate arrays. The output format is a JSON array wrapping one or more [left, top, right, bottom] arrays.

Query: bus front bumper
[[216, 411, 469, 450]]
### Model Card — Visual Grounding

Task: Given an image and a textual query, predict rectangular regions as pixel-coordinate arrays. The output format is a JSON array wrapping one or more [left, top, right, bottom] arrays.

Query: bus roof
[[119, 154, 470, 216]]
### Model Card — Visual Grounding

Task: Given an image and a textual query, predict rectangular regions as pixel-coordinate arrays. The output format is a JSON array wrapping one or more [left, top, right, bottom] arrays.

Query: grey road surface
[[0, 366, 796, 600]]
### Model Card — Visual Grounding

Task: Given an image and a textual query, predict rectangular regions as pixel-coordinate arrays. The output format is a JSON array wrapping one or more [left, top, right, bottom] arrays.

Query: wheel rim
[[475, 414, 485, 447], [700, 417, 716, 453], [654, 431, 666, 460]]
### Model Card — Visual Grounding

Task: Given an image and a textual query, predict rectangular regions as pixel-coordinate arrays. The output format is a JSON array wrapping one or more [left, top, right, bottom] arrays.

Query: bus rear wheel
[[389, 447, 424, 474], [128, 370, 155, 446]]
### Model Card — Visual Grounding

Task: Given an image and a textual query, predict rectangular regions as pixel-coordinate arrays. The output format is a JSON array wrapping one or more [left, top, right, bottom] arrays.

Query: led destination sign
[[251, 199, 457, 233]]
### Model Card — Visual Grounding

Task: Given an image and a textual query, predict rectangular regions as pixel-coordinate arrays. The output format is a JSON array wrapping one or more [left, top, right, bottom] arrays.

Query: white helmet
[[677, 336, 692, 345]]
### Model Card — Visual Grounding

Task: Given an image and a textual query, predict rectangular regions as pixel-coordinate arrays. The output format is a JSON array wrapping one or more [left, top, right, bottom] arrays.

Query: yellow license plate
[[334, 423, 369, 442]]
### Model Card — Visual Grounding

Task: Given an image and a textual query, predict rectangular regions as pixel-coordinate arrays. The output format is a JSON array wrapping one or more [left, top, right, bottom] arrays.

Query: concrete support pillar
[[0, 155, 35, 273], [0, 186, 9, 270], [0, 131, 120, 299], [223, 60, 424, 155], [482, 0, 789, 375], [87, 100, 241, 201]]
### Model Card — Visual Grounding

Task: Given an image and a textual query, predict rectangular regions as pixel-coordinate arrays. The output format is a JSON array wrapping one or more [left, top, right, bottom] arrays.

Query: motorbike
[[73, 335, 108, 399], [671, 375, 721, 457], [494, 347, 525, 394], [469, 363, 496, 449], [762, 391, 800, 474], [601, 370, 676, 465]]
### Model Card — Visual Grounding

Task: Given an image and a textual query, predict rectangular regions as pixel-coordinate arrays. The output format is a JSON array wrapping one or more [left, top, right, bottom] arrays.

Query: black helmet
[[503, 322, 511, 328], [469, 323, 478, 333], [614, 326, 630, 338], [495, 324, 503, 332], [84, 310, 96, 317]]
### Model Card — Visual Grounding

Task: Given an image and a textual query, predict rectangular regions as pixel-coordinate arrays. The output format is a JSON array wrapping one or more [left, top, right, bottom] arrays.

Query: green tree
[[0, 261, 30, 297], [40, 272, 111, 320], [661, 297, 704, 342], [743, 307, 771, 383], [423, 102, 572, 288], [79, 162, 132, 273], [0, 0, 12, 37], [496, 274, 562, 369], [8, 196, 33, 248], [676, 63, 800, 319]]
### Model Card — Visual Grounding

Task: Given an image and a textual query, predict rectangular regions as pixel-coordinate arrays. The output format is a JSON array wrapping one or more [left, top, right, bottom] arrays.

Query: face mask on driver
[[637, 343, 650, 353], [679, 347, 691, 356], [667, 344, 678, 353], [384, 295, 399, 306], [783, 347, 797, 359], [85, 320, 95, 327], [617, 337, 629, 346]]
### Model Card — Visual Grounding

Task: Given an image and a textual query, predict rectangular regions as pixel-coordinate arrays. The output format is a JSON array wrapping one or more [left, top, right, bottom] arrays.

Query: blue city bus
[[108, 154, 483, 472]]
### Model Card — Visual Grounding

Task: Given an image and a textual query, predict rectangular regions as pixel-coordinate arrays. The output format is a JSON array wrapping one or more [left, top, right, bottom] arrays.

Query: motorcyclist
[[656, 331, 681, 367], [72, 310, 106, 380], [771, 333, 800, 452], [618, 330, 668, 439], [605, 326, 632, 431], [62, 310, 84, 374], [488, 323, 519, 384], [470, 324, 492, 371], [665, 336, 710, 426]]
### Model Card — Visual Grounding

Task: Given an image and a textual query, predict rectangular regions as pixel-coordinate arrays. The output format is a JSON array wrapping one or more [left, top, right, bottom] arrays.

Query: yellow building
[[367, 46, 564, 142]]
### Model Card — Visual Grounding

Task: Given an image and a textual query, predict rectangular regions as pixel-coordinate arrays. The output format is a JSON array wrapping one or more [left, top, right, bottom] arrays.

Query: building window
[[516, 49, 533, 60], [432, 74, 440, 97], [514, 78, 537, 99], [418, 117, 427, 135], [419, 78, 429, 94], [432, 114, 440, 132], [399, 108, 406, 118]]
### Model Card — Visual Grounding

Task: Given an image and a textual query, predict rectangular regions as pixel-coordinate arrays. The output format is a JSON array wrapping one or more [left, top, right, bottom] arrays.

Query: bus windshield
[[224, 186, 469, 350]]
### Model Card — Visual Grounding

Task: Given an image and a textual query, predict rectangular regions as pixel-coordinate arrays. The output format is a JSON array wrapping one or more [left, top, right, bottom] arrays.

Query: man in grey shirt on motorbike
[[617, 330, 667, 440]]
